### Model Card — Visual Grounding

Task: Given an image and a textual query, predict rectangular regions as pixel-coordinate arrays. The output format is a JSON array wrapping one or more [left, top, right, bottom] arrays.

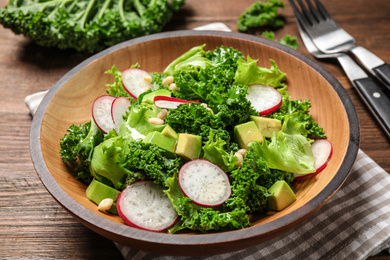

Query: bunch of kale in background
[[0, 0, 185, 53]]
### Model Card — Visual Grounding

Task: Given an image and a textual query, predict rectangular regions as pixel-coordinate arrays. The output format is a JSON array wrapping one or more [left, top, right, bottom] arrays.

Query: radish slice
[[312, 139, 333, 170], [154, 96, 199, 109], [117, 181, 178, 232], [122, 68, 152, 99], [246, 84, 282, 116], [295, 139, 333, 179], [111, 97, 131, 133], [178, 159, 231, 207], [92, 95, 116, 133]]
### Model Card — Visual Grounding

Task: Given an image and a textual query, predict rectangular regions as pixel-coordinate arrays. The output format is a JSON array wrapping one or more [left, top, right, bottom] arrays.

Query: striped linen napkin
[[116, 149, 390, 259]]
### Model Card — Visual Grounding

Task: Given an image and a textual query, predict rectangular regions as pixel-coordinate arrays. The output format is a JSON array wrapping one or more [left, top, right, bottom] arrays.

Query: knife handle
[[350, 46, 390, 92], [372, 63, 390, 93], [353, 77, 390, 138]]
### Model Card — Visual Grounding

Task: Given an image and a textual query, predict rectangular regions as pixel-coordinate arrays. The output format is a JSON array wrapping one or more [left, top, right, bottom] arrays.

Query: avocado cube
[[143, 131, 177, 153], [161, 124, 178, 139], [250, 116, 281, 138], [234, 121, 263, 150], [175, 133, 202, 160], [268, 180, 296, 211], [86, 178, 120, 215]]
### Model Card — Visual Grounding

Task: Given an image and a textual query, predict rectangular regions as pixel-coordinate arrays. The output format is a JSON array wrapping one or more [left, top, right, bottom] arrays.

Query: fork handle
[[354, 77, 390, 138]]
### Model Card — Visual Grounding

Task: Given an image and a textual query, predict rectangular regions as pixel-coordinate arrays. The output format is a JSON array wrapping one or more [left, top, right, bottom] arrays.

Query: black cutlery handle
[[373, 63, 390, 92], [354, 77, 390, 139]]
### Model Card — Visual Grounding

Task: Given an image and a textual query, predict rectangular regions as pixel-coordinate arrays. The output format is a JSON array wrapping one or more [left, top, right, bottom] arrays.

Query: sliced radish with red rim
[[111, 97, 131, 133], [246, 84, 282, 116], [178, 159, 231, 207], [92, 95, 116, 133], [122, 68, 152, 100], [154, 96, 199, 109], [117, 181, 178, 232], [295, 139, 333, 180]]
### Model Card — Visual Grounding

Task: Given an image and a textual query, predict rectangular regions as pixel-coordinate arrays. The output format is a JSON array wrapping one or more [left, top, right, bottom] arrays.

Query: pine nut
[[144, 74, 153, 83], [162, 76, 174, 86], [169, 83, 178, 91], [148, 117, 164, 125], [234, 152, 244, 167], [237, 149, 247, 157], [97, 198, 113, 212], [157, 109, 168, 119]]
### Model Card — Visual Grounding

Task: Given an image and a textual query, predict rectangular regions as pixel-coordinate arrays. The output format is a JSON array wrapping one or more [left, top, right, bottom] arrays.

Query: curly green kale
[[60, 119, 104, 184], [164, 102, 238, 152], [262, 31, 298, 50], [168, 46, 257, 143], [269, 94, 326, 138], [121, 140, 183, 188], [165, 174, 251, 233], [238, 0, 285, 32], [0, 0, 185, 53], [229, 144, 294, 213]]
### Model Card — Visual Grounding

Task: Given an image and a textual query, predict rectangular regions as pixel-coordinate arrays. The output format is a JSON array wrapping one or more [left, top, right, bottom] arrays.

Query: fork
[[296, 21, 390, 138], [289, 0, 390, 92]]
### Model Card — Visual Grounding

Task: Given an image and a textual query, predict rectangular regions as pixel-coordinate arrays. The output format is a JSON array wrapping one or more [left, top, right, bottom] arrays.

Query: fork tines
[[289, 0, 330, 26]]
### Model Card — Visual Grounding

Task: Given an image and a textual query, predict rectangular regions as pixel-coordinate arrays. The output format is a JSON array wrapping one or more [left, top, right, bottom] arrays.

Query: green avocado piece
[[268, 180, 296, 211], [143, 131, 177, 153], [86, 178, 120, 215], [250, 116, 282, 138], [175, 133, 202, 160], [234, 121, 263, 150], [142, 89, 171, 104], [161, 124, 178, 139]]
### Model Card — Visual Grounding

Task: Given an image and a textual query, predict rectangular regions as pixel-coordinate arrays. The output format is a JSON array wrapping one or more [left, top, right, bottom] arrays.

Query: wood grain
[[0, 0, 389, 258]]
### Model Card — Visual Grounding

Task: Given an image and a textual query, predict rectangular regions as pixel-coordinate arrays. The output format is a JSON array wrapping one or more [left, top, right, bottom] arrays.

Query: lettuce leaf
[[122, 102, 165, 136], [163, 44, 208, 76], [233, 56, 286, 88], [202, 132, 238, 172], [250, 113, 316, 174]]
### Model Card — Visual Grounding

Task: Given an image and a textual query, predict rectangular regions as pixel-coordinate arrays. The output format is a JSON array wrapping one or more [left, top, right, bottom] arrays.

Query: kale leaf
[[0, 0, 185, 53], [60, 119, 104, 184], [237, 0, 285, 32], [229, 143, 294, 213], [262, 31, 298, 50], [269, 95, 326, 139]]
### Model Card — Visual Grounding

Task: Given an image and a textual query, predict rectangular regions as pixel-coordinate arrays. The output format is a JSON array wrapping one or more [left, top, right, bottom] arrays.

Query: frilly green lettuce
[[250, 113, 316, 174], [202, 132, 238, 172], [163, 44, 209, 76], [233, 56, 286, 88]]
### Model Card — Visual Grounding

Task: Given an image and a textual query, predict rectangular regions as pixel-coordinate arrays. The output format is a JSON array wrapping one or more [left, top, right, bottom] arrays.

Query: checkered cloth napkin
[[25, 22, 390, 260]]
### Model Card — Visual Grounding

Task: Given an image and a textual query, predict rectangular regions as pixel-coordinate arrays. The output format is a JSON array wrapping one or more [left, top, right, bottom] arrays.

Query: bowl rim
[[30, 30, 360, 250]]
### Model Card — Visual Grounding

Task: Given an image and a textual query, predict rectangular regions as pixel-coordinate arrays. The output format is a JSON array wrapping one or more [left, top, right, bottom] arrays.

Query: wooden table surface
[[0, 0, 389, 259]]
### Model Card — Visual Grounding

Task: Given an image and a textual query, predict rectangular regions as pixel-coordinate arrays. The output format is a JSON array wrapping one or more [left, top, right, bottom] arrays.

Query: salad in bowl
[[59, 44, 332, 233]]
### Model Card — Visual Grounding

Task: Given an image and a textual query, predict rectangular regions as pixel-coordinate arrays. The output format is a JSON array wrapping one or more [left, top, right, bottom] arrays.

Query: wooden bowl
[[30, 31, 360, 256]]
